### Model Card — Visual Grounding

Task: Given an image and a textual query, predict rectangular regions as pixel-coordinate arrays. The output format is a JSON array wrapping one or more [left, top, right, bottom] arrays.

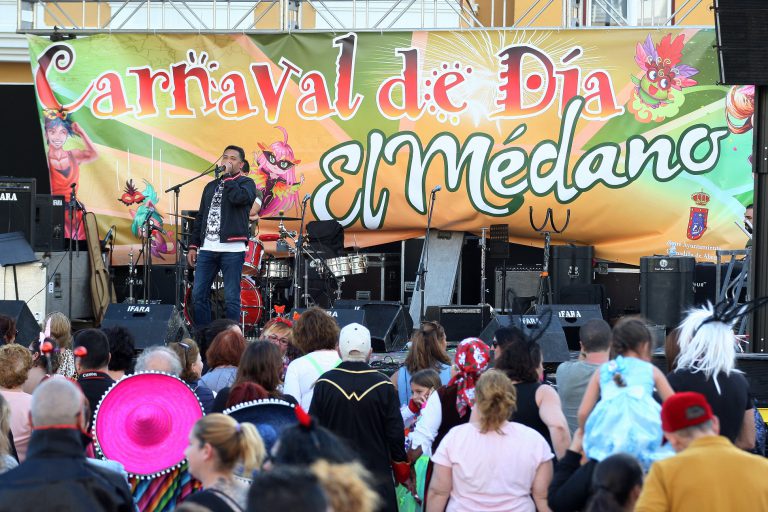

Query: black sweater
[[548, 449, 598, 512]]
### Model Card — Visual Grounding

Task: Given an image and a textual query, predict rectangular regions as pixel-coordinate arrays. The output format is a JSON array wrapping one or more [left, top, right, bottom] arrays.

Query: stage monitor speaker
[[479, 314, 569, 363], [425, 304, 491, 342], [34, 195, 65, 252], [291, 307, 366, 331], [535, 304, 604, 351], [0, 300, 40, 345], [714, 0, 768, 85], [334, 300, 412, 352], [551, 245, 593, 303], [101, 304, 189, 349], [640, 256, 695, 331], [0, 177, 35, 247]]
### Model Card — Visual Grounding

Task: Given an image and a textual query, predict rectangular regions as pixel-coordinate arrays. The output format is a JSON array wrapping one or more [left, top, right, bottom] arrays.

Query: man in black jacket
[[0, 378, 133, 511], [188, 145, 260, 329], [74, 328, 114, 430], [309, 323, 410, 512]]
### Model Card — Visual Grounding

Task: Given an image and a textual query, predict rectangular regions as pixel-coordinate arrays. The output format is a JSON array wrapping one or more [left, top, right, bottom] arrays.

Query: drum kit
[[180, 213, 370, 335]]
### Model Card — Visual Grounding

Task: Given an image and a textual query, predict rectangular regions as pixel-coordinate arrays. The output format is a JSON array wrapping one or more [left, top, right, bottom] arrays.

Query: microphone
[[302, 193, 311, 204], [431, 185, 442, 193], [214, 164, 226, 179], [102, 225, 116, 245]]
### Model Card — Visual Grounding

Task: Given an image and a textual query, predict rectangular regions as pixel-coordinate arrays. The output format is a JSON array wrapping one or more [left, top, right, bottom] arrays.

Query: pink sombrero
[[92, 372, 203, 479]]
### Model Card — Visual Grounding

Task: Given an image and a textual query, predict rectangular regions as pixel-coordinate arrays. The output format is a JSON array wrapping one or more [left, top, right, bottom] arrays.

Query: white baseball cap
[[339, 323, 371, 358]]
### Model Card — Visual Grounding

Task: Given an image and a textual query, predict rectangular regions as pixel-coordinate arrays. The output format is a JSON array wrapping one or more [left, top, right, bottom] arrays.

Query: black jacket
[[0, 428, 134, 512], [310, 361, 406, 512], [190, 173, 258, 250], [548, 449, 598, 512]]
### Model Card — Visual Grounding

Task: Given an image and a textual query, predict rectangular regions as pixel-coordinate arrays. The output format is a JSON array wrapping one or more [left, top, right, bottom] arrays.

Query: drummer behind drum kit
[[180, 213, 369, 335]]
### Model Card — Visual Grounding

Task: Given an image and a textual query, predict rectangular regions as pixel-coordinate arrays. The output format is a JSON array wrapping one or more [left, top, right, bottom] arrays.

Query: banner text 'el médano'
[[28, 30, 753, 264]]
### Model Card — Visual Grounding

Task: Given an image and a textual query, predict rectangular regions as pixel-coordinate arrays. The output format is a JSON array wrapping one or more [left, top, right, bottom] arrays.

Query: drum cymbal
[[260, 215, 301, 221], [168, 212, 195, 221]]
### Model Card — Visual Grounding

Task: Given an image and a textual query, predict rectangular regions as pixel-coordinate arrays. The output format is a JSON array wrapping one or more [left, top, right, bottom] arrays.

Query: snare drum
[[264, 260, 293, 279], [243, 239, 265, 276], [240, 277, 264, 326], [347, 254, 368, 275], [326, 256, 352, 277]]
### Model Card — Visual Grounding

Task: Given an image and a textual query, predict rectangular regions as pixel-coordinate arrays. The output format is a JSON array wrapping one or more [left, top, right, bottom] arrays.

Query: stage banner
[[27, 30, 753, 264]]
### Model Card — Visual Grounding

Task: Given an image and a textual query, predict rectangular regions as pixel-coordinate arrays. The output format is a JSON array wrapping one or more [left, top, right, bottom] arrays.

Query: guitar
[[83, 212, 115, 324]]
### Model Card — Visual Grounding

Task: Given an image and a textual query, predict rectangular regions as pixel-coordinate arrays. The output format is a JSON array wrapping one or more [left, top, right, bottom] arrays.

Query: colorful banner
[[27, 30, 753, 264]]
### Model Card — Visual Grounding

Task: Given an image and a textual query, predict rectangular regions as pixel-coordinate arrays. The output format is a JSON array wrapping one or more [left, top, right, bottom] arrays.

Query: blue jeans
[[192, 250, 245, 329]]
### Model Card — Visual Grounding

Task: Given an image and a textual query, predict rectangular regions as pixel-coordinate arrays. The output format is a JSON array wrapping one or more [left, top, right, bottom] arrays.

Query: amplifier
[[494, 266, 541, 312], [0, 177, 35, 247], [34, 194, 65, 252], [426, 304, 492, 342]]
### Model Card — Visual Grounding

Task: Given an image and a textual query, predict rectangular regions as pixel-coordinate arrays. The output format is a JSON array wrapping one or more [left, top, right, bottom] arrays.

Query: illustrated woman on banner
[[44, 110, 98, 240], [251, 126, 303, 219], [33, 44, 99, 240]]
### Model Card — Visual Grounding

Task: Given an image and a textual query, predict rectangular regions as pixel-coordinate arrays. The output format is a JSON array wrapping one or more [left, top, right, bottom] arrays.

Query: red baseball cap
[[661, 391, 714, 433]]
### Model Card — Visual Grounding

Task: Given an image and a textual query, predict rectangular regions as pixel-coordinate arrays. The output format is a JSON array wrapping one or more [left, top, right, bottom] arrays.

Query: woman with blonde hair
[[0, 344, 33, 462], [44, 312, 75, 379], [183, 413, 266, 511], [0, 394, 18, 474], [260, 317, 301, 378], [428, 370, 554, 511]]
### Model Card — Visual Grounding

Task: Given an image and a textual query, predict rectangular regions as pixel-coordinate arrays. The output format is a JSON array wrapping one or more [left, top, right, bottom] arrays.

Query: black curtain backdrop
[[0, 85, 49, 192]]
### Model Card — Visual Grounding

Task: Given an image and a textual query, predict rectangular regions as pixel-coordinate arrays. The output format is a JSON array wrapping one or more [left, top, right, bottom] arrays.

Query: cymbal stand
[[529, 207, 570, 307], [125, 248, 137, 304]]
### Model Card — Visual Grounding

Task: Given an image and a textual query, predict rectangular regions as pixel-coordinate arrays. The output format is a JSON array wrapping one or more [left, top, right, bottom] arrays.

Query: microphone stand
[[293, 196, 311, 309], [67, 183, 85, 320], [417, 188, 439, 324], [141, 208, 155, 303], [165, 162, 221, 309]]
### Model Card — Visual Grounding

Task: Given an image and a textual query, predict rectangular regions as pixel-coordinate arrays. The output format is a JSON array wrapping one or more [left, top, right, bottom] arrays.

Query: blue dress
[[583, 356, 674, 470]]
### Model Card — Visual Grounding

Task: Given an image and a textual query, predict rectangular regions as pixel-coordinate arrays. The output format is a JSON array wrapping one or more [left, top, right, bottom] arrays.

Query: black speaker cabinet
[[640, 256, 695, 331], [714, 0, 768, 85], [425, 304, 492, 342], [333, 300, 413, 352], [0, 300, 41, 345], [101, 304, 189, 349], [551, 245, 593, 303], [479, 314, 569, 363], [113, 265, 182, 305], [34, 194, 65, 252], [535, 304, 604, 351], [0, 177, 35, 247]]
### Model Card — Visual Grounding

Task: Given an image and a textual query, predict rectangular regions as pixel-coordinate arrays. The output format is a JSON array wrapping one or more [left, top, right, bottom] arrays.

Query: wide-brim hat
[[92, 372, 203, 479], [224, 399, 297, 452]]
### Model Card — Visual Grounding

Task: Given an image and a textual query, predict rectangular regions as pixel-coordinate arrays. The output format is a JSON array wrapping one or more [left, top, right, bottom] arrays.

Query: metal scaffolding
[[16, 0, 705, 33]]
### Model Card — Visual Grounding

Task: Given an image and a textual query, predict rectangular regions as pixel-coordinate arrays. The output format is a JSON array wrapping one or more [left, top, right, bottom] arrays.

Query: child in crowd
[[401, 369, 441, 430], [577, 317, 675, 470]]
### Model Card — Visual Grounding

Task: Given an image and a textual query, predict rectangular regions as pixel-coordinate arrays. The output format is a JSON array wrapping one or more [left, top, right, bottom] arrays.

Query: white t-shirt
[[283, 350, 341, 410], [432, 421, 553, 512], [201, 181, 246, 253]]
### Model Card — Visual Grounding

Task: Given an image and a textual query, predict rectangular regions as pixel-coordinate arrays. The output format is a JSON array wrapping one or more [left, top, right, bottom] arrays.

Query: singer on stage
[[188, 145, 261, 330]]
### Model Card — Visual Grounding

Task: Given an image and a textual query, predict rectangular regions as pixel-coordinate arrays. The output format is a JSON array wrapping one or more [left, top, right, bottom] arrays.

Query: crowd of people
[[0, 302, 767, 512]]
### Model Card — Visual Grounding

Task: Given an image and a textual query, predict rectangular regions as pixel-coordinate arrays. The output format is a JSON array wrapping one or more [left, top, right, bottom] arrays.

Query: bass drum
[[182, 275, 263, 328], [240, 277, 264, 326]]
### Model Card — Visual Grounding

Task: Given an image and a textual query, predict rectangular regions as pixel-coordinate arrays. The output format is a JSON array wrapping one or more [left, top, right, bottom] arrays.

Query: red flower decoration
[[274, 305, 286, 314]]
